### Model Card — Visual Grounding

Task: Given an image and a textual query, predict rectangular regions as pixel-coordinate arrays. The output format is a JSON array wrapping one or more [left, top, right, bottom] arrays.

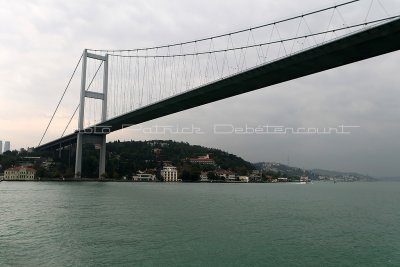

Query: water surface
[[0, 182, 399, 266]]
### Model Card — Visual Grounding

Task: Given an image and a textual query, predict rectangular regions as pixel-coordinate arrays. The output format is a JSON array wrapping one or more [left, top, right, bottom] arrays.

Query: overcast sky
[[1, 0, 399, 177]]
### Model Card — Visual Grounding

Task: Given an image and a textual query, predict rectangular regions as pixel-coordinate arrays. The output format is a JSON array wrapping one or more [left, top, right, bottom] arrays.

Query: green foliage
[[0, 151, 18, 170], [180, 163, 201, 182], [1, 140, 254, 180], [102, 140, 254, 179], [207, 171, 219, 181]]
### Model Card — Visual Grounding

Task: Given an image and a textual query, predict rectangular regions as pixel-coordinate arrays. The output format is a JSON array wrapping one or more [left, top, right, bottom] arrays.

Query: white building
[[227, 174, 237, 182], [239, 176, 249, 183], [300, 176, 309, 183], [200, 172, 209, 182], [4, 166, 36, 181], [161, 166, 178, 182], [0, 140, 2, 154]]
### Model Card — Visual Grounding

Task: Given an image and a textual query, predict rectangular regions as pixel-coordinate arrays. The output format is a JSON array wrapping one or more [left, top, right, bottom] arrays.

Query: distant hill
[[254, 162, 377, 181], [253, 162, 305, 178], [377, 177, 400, 182], [89, 140, 255, 178], [311, 169, 377, 181]]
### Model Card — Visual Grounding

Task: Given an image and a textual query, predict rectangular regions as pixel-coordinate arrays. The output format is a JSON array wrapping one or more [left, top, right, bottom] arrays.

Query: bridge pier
[[75, 133, 83, 178], [74, 50, 109, 179], [99, 135, 106, 178], [74, 134, 106, 178]]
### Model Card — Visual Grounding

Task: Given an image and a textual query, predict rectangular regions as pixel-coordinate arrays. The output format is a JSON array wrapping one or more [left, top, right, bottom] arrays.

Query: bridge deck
[[36, 18, 400, 151]]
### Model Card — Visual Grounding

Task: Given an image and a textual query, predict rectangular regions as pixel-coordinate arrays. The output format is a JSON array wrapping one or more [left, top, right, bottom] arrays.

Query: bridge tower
[[75, 49, 109, 178]]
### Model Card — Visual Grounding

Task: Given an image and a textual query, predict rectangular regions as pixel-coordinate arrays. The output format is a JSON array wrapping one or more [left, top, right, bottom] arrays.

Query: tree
[[180, 164, 201, 182], [180, 170, 191, 181], [207, 171, 218, 181]]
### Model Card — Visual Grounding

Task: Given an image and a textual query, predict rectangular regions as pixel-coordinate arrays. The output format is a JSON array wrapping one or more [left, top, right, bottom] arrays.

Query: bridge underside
[[36, 18, 400, 152]]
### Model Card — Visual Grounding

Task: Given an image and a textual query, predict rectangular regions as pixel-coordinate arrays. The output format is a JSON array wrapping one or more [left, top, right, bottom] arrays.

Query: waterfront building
[[249, 170, 262, 182], [239, 176, 249, 183], [200, 172, 209, 182], [216, 170, 235, 180], [300, 176, 309, 183], [161, 166, 178, 182], [4, 166, 36, 181], [4, 141, 10, 152], [227, 174, 237, 182]]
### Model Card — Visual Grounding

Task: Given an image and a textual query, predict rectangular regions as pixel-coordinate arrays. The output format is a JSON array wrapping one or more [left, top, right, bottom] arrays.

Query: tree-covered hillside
[[98, 140, 254, 179], [1, 141, 254, 179]]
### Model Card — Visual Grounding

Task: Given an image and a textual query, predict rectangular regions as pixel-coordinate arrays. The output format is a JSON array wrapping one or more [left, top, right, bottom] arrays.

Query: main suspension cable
[[87, 0, 360, 53], [107, 16, 399, 59], [38, 54, 83, 147], [60, 61, 104, 137]]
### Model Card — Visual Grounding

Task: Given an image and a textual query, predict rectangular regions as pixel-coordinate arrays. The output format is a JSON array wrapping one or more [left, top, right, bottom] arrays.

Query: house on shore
[[4, 166, 36, 181], [161, 165, 178, 182]]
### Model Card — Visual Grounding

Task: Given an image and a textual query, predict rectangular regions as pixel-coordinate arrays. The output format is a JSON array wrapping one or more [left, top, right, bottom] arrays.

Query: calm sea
[[0, 181, 399, 266]]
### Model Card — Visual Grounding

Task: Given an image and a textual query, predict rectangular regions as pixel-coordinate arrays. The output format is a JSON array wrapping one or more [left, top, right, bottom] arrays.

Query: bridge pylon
[[75, 49, 109, 179]]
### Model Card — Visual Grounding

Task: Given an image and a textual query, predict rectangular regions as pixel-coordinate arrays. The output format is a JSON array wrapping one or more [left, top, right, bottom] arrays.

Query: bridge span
[[37, 17, 400, 151], [35, 2, 400, 178]]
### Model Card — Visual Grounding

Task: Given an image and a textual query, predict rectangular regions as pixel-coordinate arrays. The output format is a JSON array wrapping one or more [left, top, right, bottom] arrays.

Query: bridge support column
[[99, 53, 108, 179], [75, 133, 83, 178], [99, 135, 106, 178], [74, 49, 87, 178], [74, 50, 108, 179]]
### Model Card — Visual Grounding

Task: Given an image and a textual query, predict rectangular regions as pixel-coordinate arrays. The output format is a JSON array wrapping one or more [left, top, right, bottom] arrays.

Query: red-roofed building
[[4, 166, 36, 181], [188, 154, 215, 165]]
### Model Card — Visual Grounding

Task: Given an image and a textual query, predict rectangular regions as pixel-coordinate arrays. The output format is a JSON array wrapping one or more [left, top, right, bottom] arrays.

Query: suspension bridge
[[35, 0, 400, 178]]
